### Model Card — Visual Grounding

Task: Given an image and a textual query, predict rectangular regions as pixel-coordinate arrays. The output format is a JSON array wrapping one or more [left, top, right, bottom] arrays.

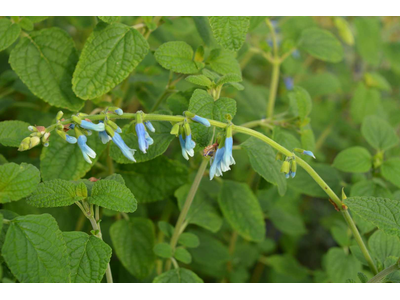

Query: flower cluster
[[280, 148, 316, 179]]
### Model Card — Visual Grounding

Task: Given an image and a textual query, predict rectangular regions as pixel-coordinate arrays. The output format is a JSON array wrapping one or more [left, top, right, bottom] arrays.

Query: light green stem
[[368, 263, 399, 283], [267, 62, 280, 118]]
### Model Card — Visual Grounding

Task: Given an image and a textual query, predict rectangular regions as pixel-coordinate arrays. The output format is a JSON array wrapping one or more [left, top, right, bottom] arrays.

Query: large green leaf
[[344, 196, 400, 237], [27, 179, 84, 208], [110, 218, 156, 279], [72, 22, 149, 99], [206, 49, 241, 76], [9, 28, 84, 111], [40, 134, 107, 181], [361, 115, 399, 151], [288, 86, 312, 121], [368, 230, 400, 265], [381, 158, 400, 188], [0, 120, 30, 147], [209, 17, 250, 52], [63, 231, 112, 283], [0, 18, 21, 52], [218, 180, 265, 242], [0, 163, 40, 203], [350, 83, 381, 124], [354, 17, 381, 66], [2, 214, 70, 283], [332, 146, 372, 173], [242, 137, 287, 196], [299, 28, 344, 63], [325, 248, 361, 283], [153, 268, 203, 283]]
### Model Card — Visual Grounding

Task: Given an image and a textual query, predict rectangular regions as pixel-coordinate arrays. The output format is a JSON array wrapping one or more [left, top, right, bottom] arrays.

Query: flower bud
[[280, 160, 290, 174], [290, 160, 297, 178], [170, 123, 180, 136], [56, 111, 64, 120], [72, 115, 82, 124], [106, 120, 119, 131]]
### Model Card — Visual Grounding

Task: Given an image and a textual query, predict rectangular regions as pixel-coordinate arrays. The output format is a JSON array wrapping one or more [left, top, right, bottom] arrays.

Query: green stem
[[165, 158, 209, 271], [368, 263, 399, 283], [267, 62, 280, 118]]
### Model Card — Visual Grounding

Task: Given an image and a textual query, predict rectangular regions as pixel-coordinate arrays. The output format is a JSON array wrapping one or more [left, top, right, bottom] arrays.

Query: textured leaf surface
[[121, 156, 188, 203], [72, 22, 149, 99], [288, 86, 312, 121], [40, 134, 107, 181], [0, 18, 21, 52], [9, 28, 84, 111], [153, 268, 203, 283], [0, 120, 30, 147], [89, 180, 137, 213], [207, 49, 241, 76], [63, 231, 112, 283], [209, 17, 250, 52], [110, 218, 156, 279], [27, 179, 83, 208], [98, 16, 121, 24], [368, 230, 400, 264], [350, 83, 381, 124], [381, 158, 400, 188], [332, 146, 372, 173], [299, 28, 344, 63], [0, 163, 40, 203], [361, 115, 399, 150], [344, 196, 400, 237], [242, 137, 287, 196], [153, 243, 173, 258], [326, 248, 361, 283], [178, 232, 200, 248], [185, 75, 212, 87], [174, 248, 192, 264], [155, 41, 201, 74], [218, 180, 265, 242], [2, 214, 70, 283]]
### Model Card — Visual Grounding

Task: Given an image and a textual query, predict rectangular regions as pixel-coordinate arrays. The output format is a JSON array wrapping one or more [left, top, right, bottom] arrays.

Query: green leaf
[[364, 72, 391, 91], [155, 41, 201, 74], [267, 254, 309, 281], [216, 73, 242, 86], [361, 115, 399, 151], [381, 158, 400, 188], [63, 231, 112, 283], [344, 196, 400, 237], [0, 163, 40, 203], [153, 243, 173, 258], [121, 156, 188, 203], [0, 18, 21, 52], [207, 49, 241, 76], [178, 232, 200, 248], [354, 17, 381, 66], [0, 120, 30, 147], [110, 121, 174, 164], [153, 268, 203, 283], [26, 179, 84, 208], [9, 28, 84, 111], [158, 221, 174, 238], [368, 230, 400, 265], [330, 221, 351, 247], [40, 134, 107, 181], [218, 180, 265, 242], [299, 28, 344, 63], [72, 22, 149, 100], [175, 248, 192, 264], [269, 203, 306, 236], [98, 16, 121, 24], [2, 214, 70, 283], [185, 75, 213, 87], [288, 86, 312, 121], [332, 146, 372, 173], [110, 218, 156, 279], [209, 17, 250, 52], [89, 179, 137, 213], [242, 137, 287, 196], [192, 16, 215, 47], [350, 83, 381, 124], [326, 248, 361, 283]]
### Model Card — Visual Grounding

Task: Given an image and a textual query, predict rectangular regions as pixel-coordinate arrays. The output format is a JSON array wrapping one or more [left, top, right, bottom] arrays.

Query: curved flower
[[192, 115, 211, 127], [145, 121, 155, 132], [135, 122, 149, 153], [303, 150, 316, 159], [77, 135, 96, 164], [221, 137, 235, 172], [65, 135, 77, 144], [99, 130, 111, 144], [185, 134, 196, 154], [112, 132, 136, 162], [179, 134, 194, 160], [79, 120, 105, 132], [209, 147, 225, 180], [115, 108, 123, 115], [145, 131, 154, 145]]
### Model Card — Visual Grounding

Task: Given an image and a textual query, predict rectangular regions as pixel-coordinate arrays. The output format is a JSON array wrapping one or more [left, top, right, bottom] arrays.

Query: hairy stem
[[368, 263, 400, 283]]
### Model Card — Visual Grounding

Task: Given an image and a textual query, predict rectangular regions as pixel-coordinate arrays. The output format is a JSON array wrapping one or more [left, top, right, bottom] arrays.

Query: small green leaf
[[381, 158, 400, 188], [110, 218, 156, 279], [0, 18, 21, 52], [153, 268, 203, 283], [350, 83, 381, 124], [89, 179, 137, 213], [332, 146, 372, 173], [72, 22, 149, 99], [2, 214, 70, 283], [158, 221, 174, 238], [368, 230, 400, 265], [361, 115, 399, 151], [0, 163, 40, 203], [267, 254, 309, 281], [218, 180, 265, 242], [326, 248, 362, 283], [178, 232, 200, 248], [155, 41, 201, 74], [175, 248, 192, 264], [209, 17, 250, 52], [98, 16, 121, 24], [63, 231, 112, 283], [299, 28, 344, 63], [153, 243, 173, 258], [242, 137, 287, 196], [0, 120, 30, 147], [364, 72, 391, 91], [288, 86, 312, 121], [10, 28, 84, 111], [27, 179, 84, 208], [216, 73, 242, 86], [344, 196, 400, 237], [185, 75, 213, 87]]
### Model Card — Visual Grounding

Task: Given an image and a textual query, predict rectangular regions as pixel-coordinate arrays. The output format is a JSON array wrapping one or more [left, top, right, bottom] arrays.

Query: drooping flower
[[79, 120, 105, 132], [183, 122, 196, 154], [135, 122, 148, 153], [209, 147, 225, 180], [111, 131, 136, 162], [303, 150, 316, 159], [191, 115, 211, 127], [145, 131, 154, 145], [77, 135, 96, 164], [290, 160, 297, 178], [57, 130, 77, 144], [97, 121, 111, 144], [179, 134, 194, 160], [145, 121, 155, 132], [221, 126, 235, 172], [115, 108, 123, 115]]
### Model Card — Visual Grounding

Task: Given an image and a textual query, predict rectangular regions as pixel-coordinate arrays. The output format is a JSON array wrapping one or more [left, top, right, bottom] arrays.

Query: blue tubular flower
[[135, 122, 148, 153], [99, 130, 111, 144], [145, 131, 154, 145], [65, 135, 77, 144], [112, 131, 136, 162], [79, 120, 105, 132], [192, 115, 211, 127], [284, 77, 294, 91], [303, 150, 316, 159], [77, 135, 96, 164], [116, 127, 122, 133], [145, 121, 155, 132], [179, 134, 193, 160], [115, 108, 123, 115], [221, 136, 235, 172], [209, 147, 225, 180], [185, 134, 196, 155]]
